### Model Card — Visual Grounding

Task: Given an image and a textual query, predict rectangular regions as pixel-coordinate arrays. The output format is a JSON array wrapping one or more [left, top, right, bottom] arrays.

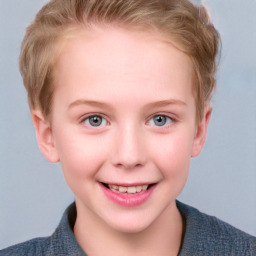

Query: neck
[[74, 201, 183, 256]]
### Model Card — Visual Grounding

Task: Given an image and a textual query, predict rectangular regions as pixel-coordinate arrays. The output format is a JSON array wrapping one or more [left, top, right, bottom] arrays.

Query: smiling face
[[32, 27, 210, 234]]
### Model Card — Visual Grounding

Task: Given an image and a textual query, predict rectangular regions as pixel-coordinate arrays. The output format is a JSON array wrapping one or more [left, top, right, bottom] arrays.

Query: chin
[[104, 211, 156, 234]]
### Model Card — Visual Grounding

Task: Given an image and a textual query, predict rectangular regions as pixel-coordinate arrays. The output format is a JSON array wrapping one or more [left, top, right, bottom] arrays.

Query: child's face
[[37, 27, 209, 233]]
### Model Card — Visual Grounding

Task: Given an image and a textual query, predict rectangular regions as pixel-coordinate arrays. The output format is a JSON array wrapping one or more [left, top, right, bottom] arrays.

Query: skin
[[31, 27, 211, 256]]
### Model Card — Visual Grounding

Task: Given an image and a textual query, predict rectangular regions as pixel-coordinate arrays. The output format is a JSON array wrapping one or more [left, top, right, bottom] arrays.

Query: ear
[[31, 110, 60, 163], [191, 105, 212, 157]]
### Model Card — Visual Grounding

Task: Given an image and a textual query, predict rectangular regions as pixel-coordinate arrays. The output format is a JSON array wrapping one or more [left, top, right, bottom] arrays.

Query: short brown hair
[[20, 0, 220, 121]]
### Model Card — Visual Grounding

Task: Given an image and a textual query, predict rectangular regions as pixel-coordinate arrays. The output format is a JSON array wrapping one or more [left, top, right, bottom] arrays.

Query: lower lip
[[99, 183, 156, 207]]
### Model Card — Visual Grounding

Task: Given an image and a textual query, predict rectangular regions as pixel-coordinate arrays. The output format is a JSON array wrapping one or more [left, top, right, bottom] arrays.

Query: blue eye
[[84, 115, 107, 127], [149, 115, 172, 127]]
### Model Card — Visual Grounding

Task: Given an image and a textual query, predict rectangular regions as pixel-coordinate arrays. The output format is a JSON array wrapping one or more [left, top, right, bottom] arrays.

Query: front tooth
[[136, 186, 142, 192], [108, 184, 118, 191], [119, 186, 127, 193], [142, 185, 148, 191], [127, 186, 137, 194], [109, 184, 149, 193]]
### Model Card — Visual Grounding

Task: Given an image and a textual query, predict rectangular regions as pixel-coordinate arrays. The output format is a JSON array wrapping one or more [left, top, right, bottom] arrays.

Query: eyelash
[[80, 114, 109, 128], [80, 113, 176, 128], [147, 113, 175, 128]]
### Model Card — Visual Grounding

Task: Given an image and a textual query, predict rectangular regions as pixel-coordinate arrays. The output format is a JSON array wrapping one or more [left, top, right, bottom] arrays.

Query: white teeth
[[119, 186, 127, 193], [108, 184, 149, 194], [112, 185, 118, 190], [127, 186, 137, 194], [136, 186, 142, 193]]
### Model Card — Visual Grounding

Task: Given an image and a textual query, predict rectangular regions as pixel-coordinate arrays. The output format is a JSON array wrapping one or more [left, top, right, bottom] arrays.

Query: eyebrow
[[144, 99, 187, 108], [68, 99, 114, 111], [68, 98, 187, 110]]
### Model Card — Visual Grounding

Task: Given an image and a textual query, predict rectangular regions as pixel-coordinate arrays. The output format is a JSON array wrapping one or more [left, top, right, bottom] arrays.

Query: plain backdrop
[[0, 0, 256, 249]]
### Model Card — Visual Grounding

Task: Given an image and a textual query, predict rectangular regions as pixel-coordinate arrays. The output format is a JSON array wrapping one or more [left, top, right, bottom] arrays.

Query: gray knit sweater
[[1, 201, 255, 255]]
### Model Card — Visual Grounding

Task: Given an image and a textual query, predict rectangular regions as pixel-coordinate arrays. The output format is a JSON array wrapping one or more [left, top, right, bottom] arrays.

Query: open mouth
[[102, 183, 155, 195], [100, 182, 157, 207]]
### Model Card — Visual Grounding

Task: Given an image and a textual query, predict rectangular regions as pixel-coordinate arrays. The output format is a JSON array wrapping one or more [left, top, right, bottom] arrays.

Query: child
[[1, 0, 255, 255]]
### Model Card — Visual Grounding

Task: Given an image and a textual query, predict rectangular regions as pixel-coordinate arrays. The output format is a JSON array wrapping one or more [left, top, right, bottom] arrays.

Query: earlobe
[[191, 106, 212, 157], [31, 110, 60, 163]]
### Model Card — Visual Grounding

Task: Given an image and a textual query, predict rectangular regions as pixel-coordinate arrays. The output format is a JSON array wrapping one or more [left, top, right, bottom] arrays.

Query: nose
[[111, 125, 147, 170]]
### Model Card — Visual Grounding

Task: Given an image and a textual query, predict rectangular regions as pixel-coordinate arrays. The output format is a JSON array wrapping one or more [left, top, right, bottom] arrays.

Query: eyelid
[[79, 112, 177, 127], [80, 113, 110, 126], [147, 112, 176, 123], [146, 113, 178, 130]]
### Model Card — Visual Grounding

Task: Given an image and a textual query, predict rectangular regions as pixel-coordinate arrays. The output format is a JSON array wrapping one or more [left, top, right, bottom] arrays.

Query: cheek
[[151, 133, 193, 199], [150, 132, 194, 177], [54, 130, 109, 181]]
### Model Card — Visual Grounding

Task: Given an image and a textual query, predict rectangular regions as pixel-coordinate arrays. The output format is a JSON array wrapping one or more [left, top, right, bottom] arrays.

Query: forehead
[[52, 27, 194, 108]]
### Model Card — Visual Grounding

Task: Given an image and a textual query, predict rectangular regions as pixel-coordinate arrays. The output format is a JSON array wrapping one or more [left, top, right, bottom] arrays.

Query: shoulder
[[176, 201, 256, 256], [0, 202, 86, 256], [0, 237, 52, 256]]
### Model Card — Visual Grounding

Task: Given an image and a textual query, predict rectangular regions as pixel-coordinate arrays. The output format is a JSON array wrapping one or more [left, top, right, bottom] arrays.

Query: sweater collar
[[54, 201, 198, 255]]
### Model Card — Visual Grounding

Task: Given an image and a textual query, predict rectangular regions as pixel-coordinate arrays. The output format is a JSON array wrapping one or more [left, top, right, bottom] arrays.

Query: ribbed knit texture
[[1, 201, 255, 255], [176, 201, 256, 255]]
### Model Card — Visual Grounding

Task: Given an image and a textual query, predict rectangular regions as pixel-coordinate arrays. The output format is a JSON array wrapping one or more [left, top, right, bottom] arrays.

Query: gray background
[[0, 0, 255, 249]]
